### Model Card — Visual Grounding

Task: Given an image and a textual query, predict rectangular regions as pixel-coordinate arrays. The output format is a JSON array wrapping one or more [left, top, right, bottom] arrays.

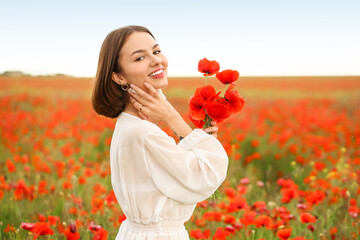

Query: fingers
[[204, 126, 218, 133], [128, 84, 153, 104], [204, 121, 218, 137], [130, 97, 143, 110], [138, 111, 149, 120], [143, 82, 161, 98]]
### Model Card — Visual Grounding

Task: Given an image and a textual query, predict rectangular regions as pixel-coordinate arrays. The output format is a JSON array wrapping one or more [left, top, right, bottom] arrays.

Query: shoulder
[[118, 114, 166, 142]]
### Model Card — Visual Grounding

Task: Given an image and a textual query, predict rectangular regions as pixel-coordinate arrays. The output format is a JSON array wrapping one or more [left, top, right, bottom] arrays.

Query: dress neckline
[[121, 112, 142, 120]]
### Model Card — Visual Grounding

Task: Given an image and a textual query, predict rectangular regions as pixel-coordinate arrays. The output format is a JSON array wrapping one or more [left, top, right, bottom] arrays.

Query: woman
[[92, 25, 228, 240]]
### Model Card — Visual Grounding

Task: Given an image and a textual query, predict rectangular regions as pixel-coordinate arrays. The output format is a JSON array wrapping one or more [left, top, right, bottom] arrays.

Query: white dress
[[110, 112, 228, 240]]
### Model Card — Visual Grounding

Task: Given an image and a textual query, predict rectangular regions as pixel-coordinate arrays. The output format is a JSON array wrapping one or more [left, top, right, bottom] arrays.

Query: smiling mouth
[[149, 69, 164, 77]]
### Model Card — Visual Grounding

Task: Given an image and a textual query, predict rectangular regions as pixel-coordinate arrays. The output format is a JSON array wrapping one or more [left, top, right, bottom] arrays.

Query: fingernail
[[129, 88, 137, 94]]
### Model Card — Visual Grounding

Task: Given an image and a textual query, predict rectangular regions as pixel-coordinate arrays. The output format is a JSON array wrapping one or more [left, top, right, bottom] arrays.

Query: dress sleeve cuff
[[178, 129, 209, 151]]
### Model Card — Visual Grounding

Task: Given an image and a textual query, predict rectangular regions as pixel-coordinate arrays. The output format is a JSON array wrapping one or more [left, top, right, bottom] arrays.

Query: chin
[[152, 79, 168, 89]]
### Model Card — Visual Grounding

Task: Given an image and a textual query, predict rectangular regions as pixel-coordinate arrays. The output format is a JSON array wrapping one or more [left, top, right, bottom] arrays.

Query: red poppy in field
[[21, 222, 54, 239], [281, 187, 298, 203], [227, 195, 249, 213], [62, 181, 73, 190], [88, 224, 108, 240], [4, 224, 16, 233], [38, 180, 48, 195], [202, 211, 223, 221], [213, 227, 231, 240], [300, 212, 317, 223], [6, 159, 15, 173], [64, 224, 80, 240], [14, 179, 33, 201], [223, 214, 236, 224], [37, 214, 46, 222], [224, 187, 236, 198], [224, 225, 236, 234], [255, 215, 273, 229], [240, 211, 256, 226], [198, 58, 220, 76], [48, 215, 60, 226], [252, 201, 268, 212], [277, 228, 292, 240], [330, 227, 337, 235], [190, 229, 210, 239], [118, 214, 126, 224], [307, 224, 315, 232], [216, 69, 239, 84], [224, 84, 245, 114]]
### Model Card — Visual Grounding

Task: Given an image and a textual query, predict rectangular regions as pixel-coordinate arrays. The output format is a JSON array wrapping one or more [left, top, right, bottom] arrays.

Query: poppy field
[[0, 76, 360, 239]]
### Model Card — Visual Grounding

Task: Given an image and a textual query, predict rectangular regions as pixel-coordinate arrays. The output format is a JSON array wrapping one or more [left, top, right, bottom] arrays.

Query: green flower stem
[[202, 114, 213, 130]]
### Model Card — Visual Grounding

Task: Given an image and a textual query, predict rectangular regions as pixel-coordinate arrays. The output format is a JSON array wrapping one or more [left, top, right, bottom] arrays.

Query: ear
[[112, 72, 127, 85]]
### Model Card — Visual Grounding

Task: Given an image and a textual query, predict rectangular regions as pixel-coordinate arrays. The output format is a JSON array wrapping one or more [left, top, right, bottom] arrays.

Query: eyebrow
[[130, 44, 159, 56]]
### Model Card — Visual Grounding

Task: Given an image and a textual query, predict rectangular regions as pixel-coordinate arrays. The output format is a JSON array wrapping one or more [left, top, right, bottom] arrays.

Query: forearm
[[165, 110, 193, 139]]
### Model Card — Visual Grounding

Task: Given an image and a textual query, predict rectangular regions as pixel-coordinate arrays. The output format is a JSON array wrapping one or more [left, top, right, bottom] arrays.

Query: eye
[[154, 50, 161, 54], [135, 56, 144, 61]]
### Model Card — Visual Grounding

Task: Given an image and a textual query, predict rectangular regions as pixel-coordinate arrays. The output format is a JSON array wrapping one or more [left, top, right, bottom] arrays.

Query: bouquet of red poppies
[[188, 58, 245, 129]]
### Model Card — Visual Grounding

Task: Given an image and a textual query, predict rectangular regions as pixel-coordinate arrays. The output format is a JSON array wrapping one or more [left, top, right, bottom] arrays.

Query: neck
[[123, 104, 141, 118]]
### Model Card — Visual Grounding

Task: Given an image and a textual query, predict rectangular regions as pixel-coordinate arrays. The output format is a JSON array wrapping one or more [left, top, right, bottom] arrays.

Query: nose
[[150, 54, 162, 66]]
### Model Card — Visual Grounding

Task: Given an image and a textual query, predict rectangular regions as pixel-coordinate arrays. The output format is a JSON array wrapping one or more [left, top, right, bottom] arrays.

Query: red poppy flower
[[300, 212, 317, 223], [216, 69, 239, 84], [213, 227, 231, 240], [4, 224, 16, 233], [190, 229, 210, 239], [240, 211, 256, 226], [224, 84, 245, 113], [6, 159, 15, 173], [307, 224, 315, 232], [188, 85, 219, 120], [206, 99, 231, 123], [255, 215, 273, 229], [198, 58, 220, 76], [21, 222, 54, 239], [330, 227, 337, 235], [188, 113, 205, 128], [277, 228, 292, 240], [64, 224, 80, 240], [88, 224, 108, 240], [47, 216, 60, 226]]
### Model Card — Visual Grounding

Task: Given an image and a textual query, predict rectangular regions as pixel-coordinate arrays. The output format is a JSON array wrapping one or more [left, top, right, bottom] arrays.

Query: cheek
[[124, 65, 144, 79], [162, 56, 169, 68]]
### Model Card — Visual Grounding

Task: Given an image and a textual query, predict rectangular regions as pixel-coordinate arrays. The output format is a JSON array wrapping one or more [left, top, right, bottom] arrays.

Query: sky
[[1, 0, 359, 77]]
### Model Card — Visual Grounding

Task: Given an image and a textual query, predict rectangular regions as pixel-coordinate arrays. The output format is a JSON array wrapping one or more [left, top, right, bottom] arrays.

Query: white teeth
[[149, 69, 164, 76]]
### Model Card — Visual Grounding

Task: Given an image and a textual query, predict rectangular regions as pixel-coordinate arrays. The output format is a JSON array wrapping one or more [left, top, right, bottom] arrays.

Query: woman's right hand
[[128, 82, 178, 123], [128, 82, 193, 139]]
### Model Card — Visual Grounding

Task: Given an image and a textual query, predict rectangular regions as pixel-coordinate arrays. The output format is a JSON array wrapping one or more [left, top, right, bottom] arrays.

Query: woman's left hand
[[204, 121, 218, 138]]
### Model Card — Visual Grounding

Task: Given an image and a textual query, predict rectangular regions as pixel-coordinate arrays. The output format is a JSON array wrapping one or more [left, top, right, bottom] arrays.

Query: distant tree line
[[0, 71, 70, 77]]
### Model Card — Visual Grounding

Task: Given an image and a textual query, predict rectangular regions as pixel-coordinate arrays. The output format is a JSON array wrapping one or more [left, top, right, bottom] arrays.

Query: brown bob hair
[[91, 25, 155, 118]]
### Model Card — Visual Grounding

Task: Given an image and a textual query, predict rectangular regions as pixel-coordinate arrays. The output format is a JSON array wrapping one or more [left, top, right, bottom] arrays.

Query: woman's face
[[116, 32, 168, 91]]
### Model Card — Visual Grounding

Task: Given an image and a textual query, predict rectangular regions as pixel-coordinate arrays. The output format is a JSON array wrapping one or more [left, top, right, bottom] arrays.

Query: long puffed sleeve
[[143, 128, 228, 205]]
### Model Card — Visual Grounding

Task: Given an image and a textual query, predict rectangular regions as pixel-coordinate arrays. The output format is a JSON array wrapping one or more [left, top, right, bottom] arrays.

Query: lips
[[148, 68, 164, 77]]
